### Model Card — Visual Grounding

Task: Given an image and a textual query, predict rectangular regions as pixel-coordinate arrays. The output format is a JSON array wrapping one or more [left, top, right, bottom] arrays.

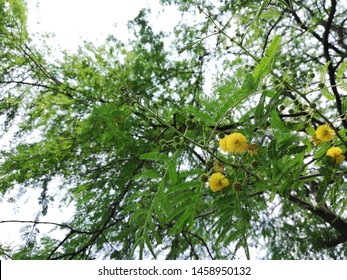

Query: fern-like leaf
[[253, 35, 281, 83], [320, 61, 335, 100], [336, 60, 347, 91]]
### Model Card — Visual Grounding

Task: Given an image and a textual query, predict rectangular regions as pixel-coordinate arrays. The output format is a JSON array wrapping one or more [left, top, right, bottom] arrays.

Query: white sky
[[27, 0, 181, 51], [28, 0, 149, 48]]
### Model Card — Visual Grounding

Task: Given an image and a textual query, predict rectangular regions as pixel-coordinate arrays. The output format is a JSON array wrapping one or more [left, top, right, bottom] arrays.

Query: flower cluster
[[219, 132, 259, 155], [313, 124, 344, 164], [207, 132, 259, 192]]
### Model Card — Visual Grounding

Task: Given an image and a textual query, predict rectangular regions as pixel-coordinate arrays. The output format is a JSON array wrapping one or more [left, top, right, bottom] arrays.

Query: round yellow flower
[[225, 132, 247, 154], [315, 124, 335, 142], [209, 172, 229, 192], [326, 146, 345, 164], [219, 137, 228, 152]]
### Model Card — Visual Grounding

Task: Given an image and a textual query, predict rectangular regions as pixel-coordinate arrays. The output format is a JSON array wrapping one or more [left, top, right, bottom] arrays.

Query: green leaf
[[168, 206, 194, 235], [167, 152, 180, 185], [259, 7, 281, 19], [144, 229, 157, 259], [132, 169, 161, 180], [254, 91, 266, 122], [253, 35, 281, 83], [336, 60, 347, 91], [320, 61, 335, 100], [139, 152, 168, 162], [270, 110, 286, 132], [214, 74, 259, 123], [314, 142, 331, 159]]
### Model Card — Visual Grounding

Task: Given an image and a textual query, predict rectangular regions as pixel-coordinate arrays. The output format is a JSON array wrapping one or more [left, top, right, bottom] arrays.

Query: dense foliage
[[1, 0, 347, 259]]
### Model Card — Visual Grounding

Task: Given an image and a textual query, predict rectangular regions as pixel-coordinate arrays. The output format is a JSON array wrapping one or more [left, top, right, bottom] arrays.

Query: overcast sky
[[26, 0, 181, 50]]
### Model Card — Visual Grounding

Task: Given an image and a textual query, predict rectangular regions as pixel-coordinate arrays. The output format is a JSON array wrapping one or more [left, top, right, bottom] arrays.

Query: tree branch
[[288, 194, 347, 241], [322, 0, 347, 128], [284, 1, 345, 56], [182, 230, 214, 260]]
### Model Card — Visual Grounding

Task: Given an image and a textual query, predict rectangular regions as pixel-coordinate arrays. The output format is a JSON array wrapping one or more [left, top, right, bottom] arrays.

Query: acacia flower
[[315, 124, 335, 142], [209, 172, 229, 192], [225, 132, 247, 154], [326, 147, 345, 164], [219, 137, 228, 152], [246, 143, 259, 156], [213, 161, 225, 172], [311, 135, 322, 146]]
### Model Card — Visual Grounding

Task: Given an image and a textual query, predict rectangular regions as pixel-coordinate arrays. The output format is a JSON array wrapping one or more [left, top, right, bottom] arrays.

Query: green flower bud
[[206, 160, 214, 169], [173, 136, 181, 143], [218, 132, 225, 139], [232, 182, 242, 191], [185, 118, 194, 128], [201, 174, 209, 182], [318, 82, 325, 89], [308, 72, 315, 79], [174, 143, 183, 149], [161, 144, 169, 150], [309, 102, 317, 109]]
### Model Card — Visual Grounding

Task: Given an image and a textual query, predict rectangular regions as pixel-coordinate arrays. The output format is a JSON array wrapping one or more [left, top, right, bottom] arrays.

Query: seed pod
[[232, 182, 242, 191]]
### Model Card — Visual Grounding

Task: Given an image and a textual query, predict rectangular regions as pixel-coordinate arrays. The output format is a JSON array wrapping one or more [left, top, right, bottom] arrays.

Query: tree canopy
[[1, 0, 347, 260]]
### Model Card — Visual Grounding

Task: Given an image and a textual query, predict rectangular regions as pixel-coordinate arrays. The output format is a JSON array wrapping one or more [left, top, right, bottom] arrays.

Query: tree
[[1, 0, 347, 260]]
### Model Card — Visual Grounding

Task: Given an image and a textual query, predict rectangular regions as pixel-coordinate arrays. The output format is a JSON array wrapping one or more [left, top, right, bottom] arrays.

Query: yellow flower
[[213, 161, 224, 172], [225, 132, 247, 154], [311, 135, 322, 146], [219, 137, 228, 152], [209, 172, 229, 192], [246, 143, 259, 156], [326, 147, 345, 164], [315, 124, 335, 142]]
